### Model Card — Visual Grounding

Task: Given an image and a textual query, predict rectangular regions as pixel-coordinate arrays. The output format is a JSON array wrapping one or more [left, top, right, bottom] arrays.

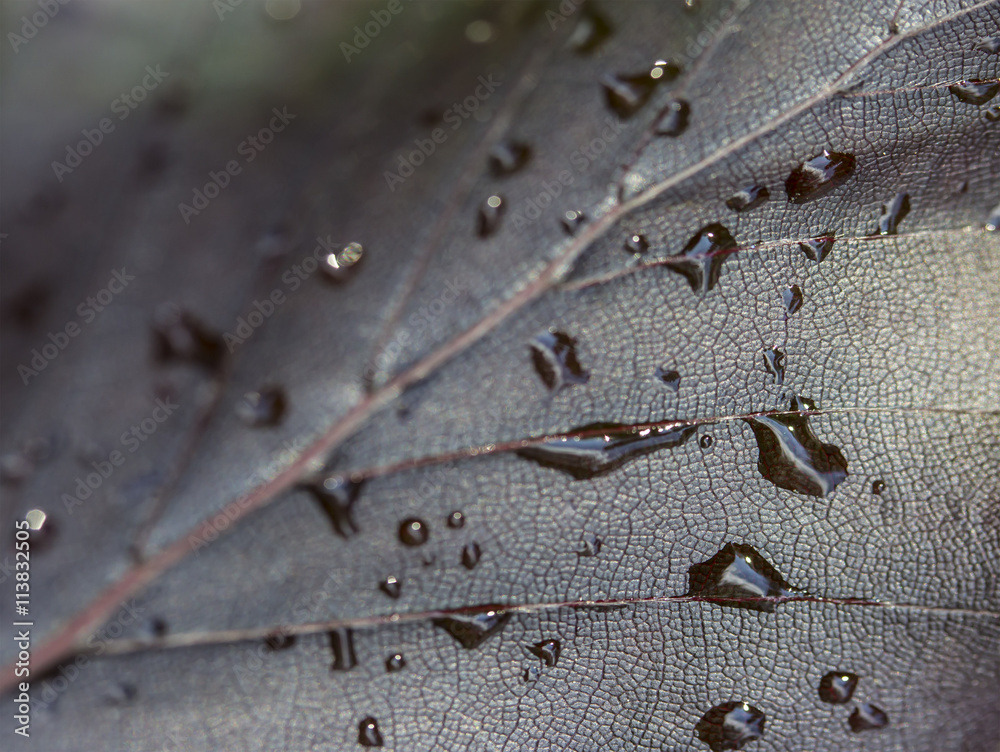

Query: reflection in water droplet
[[975, 36, 1000, 54], [687, 543, 795, 612], [785, 150, 856, 204], [517, 421, 697, 480], [358, 717, 384, 747], [321, 242, 364, 282], [726, 185, 769, 212], [763, 348, 785, 385], [152, 304, 225, 371], [695, 701, 766, 751], [625, 233, 649, 254], [744, 396, 849, 497], [477, 195, 504, 237], [433, 607, 512, 649], [385, 653, 406, 672], [818, 671, 859, 704], [576, 532, 602, 557], [528, 639, 561, 666], [567, 6, 612, 54], [849, 702, 889, 732], [666, 223, 739, 293], [236, 386, 287, 427], [447, 511, 466, 529], [329, 627, 357, 671], [782, 285, 803, 314], [399, 518, 429, 546], [531, 330, 590, 391], [379, 575, 401, 599], [871, 479, 886, 495], [489, 141, 532, 176], [307, 476, 363, 538], [655, 367, 681, 392], [25, 508, 47, 531], [948, 80, 1000, 105], [656, 99, 691, 137], [799, 236, 834, 263], [461, 542, 482, 569], [601, 61, 679, 119], [878, 192, 910, 235], [700, 434, 714, 449], [264, 631, 296, 651], [561, 209, 587, 235]]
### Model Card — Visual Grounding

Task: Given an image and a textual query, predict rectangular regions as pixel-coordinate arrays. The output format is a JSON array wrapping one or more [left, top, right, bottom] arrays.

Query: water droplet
[[561, 209, 587, 235], [987, 201, 1000, 231], [975, 36, 1000, 54], [799, 236, 834, 263], [743, 396, 849, 497], [576, 532, 602, 557], [399, 518, 429, 546], [726, 185, 769, 212], [782, 285, 803, 314], [523, 665, 540, 682], [23, 509, 56, 550], [320, 242, 364, 282], [358, 717, 384, 747], [146, 617, 169, 638], [785, 150, 856, 204], [567, 6, 612, 54], [379, 575, 402, 599], [666, 223, 739, 293], [432, 606, 512, 649], [986, 104, 1000, 122], [625, 233, 649, 254], [695, 701, 766, 751], [385, 653, 406, 672], [655, 367, 681, 392], [530, 329, 590, 390], [818, 671, 859, 704], [307, 476, 363, 538], [329, 627, 357, 671], [699, 434, 714, 449], [447, 511, 465, 529], [461, 542, 482, 569], [871, 479, 886, 495], [601, 61, 679, 119], [488, 141, 532, 176], [878, 192, 910, 235], [763, 348, 785, 385], [948, 79, 1000, 105], [477, 195, 505, 237], [849, 702, 889, 732], [517, 421, 697, 480], [528, 639, 561, 666], [655, 98, 691, 137], [152, 304, 225, 371], [687, 542, 796, 611], [264, 631, 296, 651], [236, 386, 286, 427]]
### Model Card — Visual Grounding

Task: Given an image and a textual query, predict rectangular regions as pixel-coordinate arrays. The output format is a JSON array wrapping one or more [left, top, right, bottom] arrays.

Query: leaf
[[2, 0, 999, 749]]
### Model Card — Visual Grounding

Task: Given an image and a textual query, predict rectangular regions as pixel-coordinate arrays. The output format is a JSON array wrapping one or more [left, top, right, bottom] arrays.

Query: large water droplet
[[785, 150, 856, 204], [878, 192, 910, 235], [601, 61, 679, 119], [307, 476, 363, 538], [576, 532, 602, 556], [433, 607, 512, 649], [461, 542, 482, 569], [152, 304, 225, 371], [686, 542, 795, 611], [818, 671, 859, 704], [517, 421, 697, 480], [655, 367, 681, 392], [379, 575, 401, 599], [799, 236, 834, 263], [329, 627, 357, 671], [763, 348, 785, 385], [236, 386, 287, 427], [399, 518, 429, 546], [528, 639, 561, 666], [743, 396, 849, 497], [477, 195, 504, 237], [695, 701, 766, 751], [385, 653, 406, 672], [358, 717, 384, 747], [625, 233, 649, 254], [447, 511, 466, 529], [655, 99, 690, 137], [782, 285, 803, 314], [567, 6, 612, 54], [974, 36, 1000, 54], [666, 223, 739, 293], [530, 330, 590, 390], [726, 185, 769, 212], [849, 702, 889, 732], [948, 80, 1000, 105], [488, 141, 532, 176]]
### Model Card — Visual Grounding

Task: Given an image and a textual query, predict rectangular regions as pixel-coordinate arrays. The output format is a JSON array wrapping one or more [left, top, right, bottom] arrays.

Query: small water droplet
[[986, 104, 1000, 122], [625, 233, 649, 254], [307, 476, 363, 538], [785, 150, 856, 204], [601, 62, 679, 119], [432, 607, 512, 649], [655, 367, 681, 392], [849, 702, 889, 732], [358, 717, 384, 747], [523, 665, 540, 682], [152, 304, 225, 371], [871, 479, 886, 495], [477, 195, 505, 237], [517, 421, 697, 480], [743, 396, 849, 497], [561, 209, 587, 235], [667, 223, 739, 293], [447, 511, 466, 529], [567, 6, 612, 54], [329, 627, 357, 671], [320, 242, 364, 282], [763, 348, 785, 385], [461, 542, 482, 569], [264, 631, 296, 651], [878, 192, 910, 235], [399, 518, 429, 546], [948, 80, 1000, 105], [385, 653, 406, 672], [782, 285, 803, 314], [818, 671, 859, 704], [530, 329, 590, 390], [687, 543, 795, 612], [695, 701, 766, 751], [726, 185, 769, 212], [379, 575, 402, 599], [236, 386, 287, 427], [975, 36, 1000, 54], [489, 141, 532, 176], [699, 434, 714, 449], [655, 98, 691, 136], [799, 236, 834, 263], [576, 532, 602, 557], [146, 617, 169, 638], [528, 639, 561, 667]]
